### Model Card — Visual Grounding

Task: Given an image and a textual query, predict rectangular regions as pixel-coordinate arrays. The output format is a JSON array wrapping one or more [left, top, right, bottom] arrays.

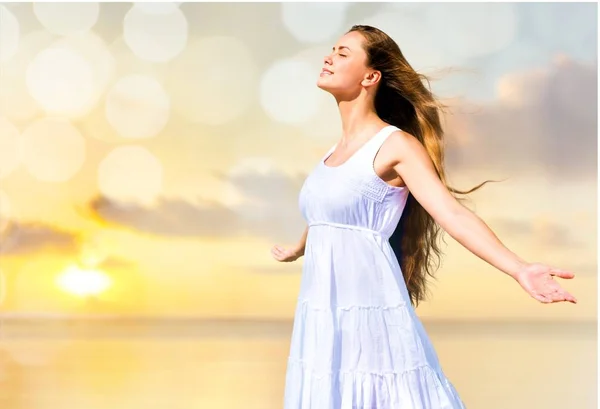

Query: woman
[[271, 25, 576, 408]]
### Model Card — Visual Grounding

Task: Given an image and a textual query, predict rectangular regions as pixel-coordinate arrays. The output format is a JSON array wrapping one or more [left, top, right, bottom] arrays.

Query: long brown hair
[[349, 25, 493, 306]]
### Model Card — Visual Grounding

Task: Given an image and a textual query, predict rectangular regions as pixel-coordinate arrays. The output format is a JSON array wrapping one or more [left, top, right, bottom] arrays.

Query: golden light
[[55, 265, 112, 297]]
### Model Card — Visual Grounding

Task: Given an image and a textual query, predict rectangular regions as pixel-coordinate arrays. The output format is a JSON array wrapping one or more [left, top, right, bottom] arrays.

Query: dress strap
[[321, 125, 400, 167], [359, 125, 400, 166]]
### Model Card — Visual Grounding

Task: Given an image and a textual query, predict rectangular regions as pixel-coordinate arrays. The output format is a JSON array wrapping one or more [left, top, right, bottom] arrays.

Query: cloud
[[488, 217, 597, 277], [0, 222, 78, 255], [97, 256, 136, 271], [444, 57, 597, 180], [87, 195, 241, 238], [224, 165, 307, 241], [490, 218, 581, 248], [84, 168, 308, 243]]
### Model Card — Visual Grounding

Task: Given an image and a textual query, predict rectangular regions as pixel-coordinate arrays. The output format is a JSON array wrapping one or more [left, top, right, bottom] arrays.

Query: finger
[[561, 291, 578, 304], [271, 247, 284, 260], [278, 247, 291, 257], [549, 283, 578, 303], [545, 288, 577, 304], [550, 269, 575, 279], [532, 292, 551, 303]]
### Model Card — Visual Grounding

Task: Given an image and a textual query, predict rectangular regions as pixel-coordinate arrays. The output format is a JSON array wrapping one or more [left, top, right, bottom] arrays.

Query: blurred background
[[0, 2, 596, 408]]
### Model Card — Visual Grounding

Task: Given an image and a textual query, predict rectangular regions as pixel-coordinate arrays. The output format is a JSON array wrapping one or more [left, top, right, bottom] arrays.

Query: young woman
[[271, 25, 576, 409]]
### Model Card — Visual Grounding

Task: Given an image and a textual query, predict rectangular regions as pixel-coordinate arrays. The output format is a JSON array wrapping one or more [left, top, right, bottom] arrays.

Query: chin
[[316, 77, 334, 92]]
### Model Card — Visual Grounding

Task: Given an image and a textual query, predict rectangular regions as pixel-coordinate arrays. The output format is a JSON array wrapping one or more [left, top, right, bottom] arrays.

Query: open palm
[[515, 263, 577, 304]]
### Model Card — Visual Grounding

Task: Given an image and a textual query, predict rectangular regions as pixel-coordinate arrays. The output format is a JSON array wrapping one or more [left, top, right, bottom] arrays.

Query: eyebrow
[[332, 45, 351, 52]]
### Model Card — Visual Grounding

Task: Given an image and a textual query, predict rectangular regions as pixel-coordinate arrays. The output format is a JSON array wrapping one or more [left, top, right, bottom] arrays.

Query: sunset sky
[[0, 2, 596, 322]]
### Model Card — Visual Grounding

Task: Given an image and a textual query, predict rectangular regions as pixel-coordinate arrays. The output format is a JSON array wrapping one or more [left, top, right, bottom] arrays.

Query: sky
[[0, 2, 597, 322]]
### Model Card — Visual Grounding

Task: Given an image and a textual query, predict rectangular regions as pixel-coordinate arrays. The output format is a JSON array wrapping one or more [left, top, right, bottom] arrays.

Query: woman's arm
[[271, 225, 308, 262], [388, 130, 576, 303], [292, 225, 309, 257]]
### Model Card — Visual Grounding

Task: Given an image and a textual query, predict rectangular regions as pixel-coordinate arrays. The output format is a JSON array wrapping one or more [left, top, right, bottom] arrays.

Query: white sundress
[[283, 125, 466, 409]]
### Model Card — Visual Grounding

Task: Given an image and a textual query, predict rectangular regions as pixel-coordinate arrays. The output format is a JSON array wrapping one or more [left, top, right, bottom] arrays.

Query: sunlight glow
[[56, 265, 112, 297]]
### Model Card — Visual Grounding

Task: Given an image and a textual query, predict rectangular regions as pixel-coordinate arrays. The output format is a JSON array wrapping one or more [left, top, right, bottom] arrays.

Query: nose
[[323, 54, 332, 65]]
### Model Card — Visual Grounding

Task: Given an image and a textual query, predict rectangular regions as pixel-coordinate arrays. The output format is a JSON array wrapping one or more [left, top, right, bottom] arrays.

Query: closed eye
[[332, 45, 352, 58]]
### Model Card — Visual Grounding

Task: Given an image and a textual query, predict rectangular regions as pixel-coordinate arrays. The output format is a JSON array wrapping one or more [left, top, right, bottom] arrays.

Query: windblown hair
[[348, 25, 491, 306]]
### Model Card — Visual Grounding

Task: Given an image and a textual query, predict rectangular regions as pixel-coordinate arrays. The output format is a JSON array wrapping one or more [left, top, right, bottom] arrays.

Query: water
[[0, 318, 595, 409]]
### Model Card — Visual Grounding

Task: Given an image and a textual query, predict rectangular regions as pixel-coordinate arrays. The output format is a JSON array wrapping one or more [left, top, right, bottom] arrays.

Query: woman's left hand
[[514, 263, 577, 304]]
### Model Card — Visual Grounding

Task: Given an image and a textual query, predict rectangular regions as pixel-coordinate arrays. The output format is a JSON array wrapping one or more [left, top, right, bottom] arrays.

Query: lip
[[320, 68, 333, 76]]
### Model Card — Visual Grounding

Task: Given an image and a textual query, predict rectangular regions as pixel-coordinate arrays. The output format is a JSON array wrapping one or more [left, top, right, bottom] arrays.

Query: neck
[[336, 92, 380, 142]]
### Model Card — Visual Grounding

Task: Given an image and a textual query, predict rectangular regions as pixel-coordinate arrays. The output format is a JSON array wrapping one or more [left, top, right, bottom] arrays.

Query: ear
[[361, 70, 382, 88]]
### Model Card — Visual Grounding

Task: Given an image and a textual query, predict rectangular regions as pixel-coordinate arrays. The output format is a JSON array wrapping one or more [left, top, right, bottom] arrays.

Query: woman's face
[[317, 31, 374, 96]]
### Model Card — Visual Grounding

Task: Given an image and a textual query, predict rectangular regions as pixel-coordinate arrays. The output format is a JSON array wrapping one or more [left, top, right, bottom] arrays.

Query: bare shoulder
[[385, 129, 425, 160], [387, 129, 419, 145]]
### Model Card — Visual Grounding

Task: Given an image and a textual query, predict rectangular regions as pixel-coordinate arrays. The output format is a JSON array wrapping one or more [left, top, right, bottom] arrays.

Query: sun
[[55, 264, 112, 297]]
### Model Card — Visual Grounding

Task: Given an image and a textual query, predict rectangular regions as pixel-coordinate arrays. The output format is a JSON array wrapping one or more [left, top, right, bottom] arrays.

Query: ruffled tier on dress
[[284, 299, 465, 409]]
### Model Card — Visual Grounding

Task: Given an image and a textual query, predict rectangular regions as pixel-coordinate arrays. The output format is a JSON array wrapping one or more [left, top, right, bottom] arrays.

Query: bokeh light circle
[[21, 118, 86, 182], [105, 75, 171, 139], [133, 2, 181, 15], [358, 11, 448, 72], [291, 46, 342, 141], [426, 3, 518, 60], [281, 3, 349, 44], [53, 32, 116, 113], [259, 59, 321, 125], [359, 4, 517, 71], [123, 5, 188, 63], [0, 5, 20, 62], [26, 46, 95, 116], [109, 36, 168, 81], [98, 146, 163, 205], [0, 30, 55, 121], [525, 3, 596, 62], [167, 36, 257, 125], [33, 2, 100, 36]]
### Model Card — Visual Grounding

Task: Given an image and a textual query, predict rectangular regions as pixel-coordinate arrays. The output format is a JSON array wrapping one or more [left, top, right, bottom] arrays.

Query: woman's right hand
[[271, 244, 302, 262]]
